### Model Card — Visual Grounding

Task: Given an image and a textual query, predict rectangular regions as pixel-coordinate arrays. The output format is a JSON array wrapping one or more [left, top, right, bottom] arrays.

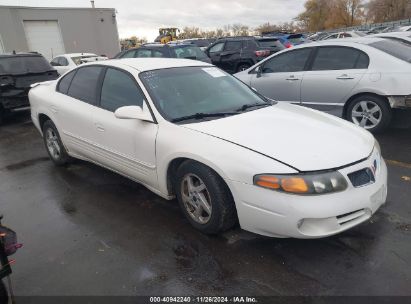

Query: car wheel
[[42, 120, 71, 166], [237, 64, 251, 73], [347, 95, 392, 133], [174, 161, 237, 234]]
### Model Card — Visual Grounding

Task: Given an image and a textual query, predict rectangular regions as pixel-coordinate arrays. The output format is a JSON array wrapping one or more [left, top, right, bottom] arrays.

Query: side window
[[100, 68, 144, 112], [328, 34, 338, 39], [262, 48, 312, 73], [209, 42, 225, 53], [243, 40, 257, 50], [50, 57, 61, 66], [152, 50, 165, 57], [67, 66, 103, 105], [224, 41, 242, 51], [121, 50, 136, 58], [136, 49, 152, 58], [58, 57, 69, 66], [311, 47, 369, 71], [342, 33, 352, 38], [57, 70, 76, 94]]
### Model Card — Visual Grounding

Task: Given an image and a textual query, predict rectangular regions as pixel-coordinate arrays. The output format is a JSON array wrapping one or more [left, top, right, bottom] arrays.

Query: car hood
[[183, 103, 375, 172]]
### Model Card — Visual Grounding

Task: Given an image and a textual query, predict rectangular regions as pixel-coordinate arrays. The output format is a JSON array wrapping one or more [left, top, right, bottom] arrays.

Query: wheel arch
[[343, 92, 390, 119], [164, 156, 232, 198], [38, 113, 52, 131]]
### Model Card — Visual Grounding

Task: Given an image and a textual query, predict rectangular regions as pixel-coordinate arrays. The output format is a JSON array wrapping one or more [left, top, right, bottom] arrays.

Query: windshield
[[370, 39, 411, 62], [171, 46, 207, 59], [140, 66, 270, 123], [0, 56, 53, 75], [71, 55, 98, 65]]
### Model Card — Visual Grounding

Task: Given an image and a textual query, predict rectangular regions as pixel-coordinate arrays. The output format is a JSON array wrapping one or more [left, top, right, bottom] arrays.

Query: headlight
[[254, 171, 348, 195]]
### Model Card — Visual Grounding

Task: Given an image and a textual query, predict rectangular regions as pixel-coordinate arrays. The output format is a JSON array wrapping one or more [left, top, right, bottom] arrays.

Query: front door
[[250, 48, 313, 104], [207, 42, 225, 69], [92, 67, 158, 187]]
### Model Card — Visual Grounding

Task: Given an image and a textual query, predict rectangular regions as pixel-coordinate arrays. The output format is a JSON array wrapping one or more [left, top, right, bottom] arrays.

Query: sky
[[0, 0, 306, 41]]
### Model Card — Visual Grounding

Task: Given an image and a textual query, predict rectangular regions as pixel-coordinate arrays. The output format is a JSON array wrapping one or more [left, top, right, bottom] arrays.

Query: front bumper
[[230, 156, 388, 239]]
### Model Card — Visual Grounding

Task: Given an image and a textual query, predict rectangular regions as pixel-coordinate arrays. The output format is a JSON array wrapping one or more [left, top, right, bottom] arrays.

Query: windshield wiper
[[236, 102, 272, 112], [171, 112, 238, 123]]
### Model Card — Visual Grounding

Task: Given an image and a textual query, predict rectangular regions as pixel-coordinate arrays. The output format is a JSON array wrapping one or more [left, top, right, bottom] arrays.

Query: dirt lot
[[1, 112, 410, 296]]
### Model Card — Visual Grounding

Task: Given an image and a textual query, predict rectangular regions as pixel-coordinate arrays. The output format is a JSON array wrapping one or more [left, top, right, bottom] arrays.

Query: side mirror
[[255, 66, 262, 78], [114, 105, 154, 122]]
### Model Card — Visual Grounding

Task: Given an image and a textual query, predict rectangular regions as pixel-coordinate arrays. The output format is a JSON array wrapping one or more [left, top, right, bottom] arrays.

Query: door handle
[[337, 74, 354, 80], [286, 76, 300, 81], [95, 123, 105, 132]]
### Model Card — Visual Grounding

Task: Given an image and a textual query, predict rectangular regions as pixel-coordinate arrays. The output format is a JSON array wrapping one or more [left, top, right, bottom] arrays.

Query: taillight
[[285, 42, 293, 48], [255, 50, 270, 57]]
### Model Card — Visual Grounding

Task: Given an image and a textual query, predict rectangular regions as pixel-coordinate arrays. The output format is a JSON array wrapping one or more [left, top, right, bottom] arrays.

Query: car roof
[[89, 58, 212, 72], [62, 53, 98, 57], [314, 37, 386, 45], [0, 52, 43, 58]]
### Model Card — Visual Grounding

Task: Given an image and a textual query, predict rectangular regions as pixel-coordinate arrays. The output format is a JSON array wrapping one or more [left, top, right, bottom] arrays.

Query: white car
[[399, 25, 411, 32], [29, 58, 388, 239], [50, 53, 108, 75], [370, 32, 411, 44], [235, 37, 411, 133], [321, 31, 366, 40]]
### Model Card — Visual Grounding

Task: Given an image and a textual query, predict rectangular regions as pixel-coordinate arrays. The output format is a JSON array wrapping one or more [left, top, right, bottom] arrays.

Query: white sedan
[[29, 58, 388, 239], [50, 53, 108, 75]]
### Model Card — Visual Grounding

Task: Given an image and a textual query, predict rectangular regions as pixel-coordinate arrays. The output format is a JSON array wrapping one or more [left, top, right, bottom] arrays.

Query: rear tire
[[174, 161, 237, 235], [42, 120, 71, 166], [347, 95, 391, 133]]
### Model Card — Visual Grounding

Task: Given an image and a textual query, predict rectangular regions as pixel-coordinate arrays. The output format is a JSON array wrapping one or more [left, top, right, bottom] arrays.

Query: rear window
[[287, 34, 305, 44], [0, 55, 53, 75], [370, 40, 411, 63], [257, 39, 285, 50], [172, 46, 207, 59]]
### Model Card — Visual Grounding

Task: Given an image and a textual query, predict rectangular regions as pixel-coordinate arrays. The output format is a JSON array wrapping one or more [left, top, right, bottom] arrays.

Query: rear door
[[220, 40, 242, 73], [300, 46, 369, 116], [55, 66, 104, 159], [249, 48, 313, 103]]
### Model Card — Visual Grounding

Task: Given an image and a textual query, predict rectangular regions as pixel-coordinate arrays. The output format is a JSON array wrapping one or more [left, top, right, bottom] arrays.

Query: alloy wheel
[[180, 173, 212, 224], [45, 128, 61, 160], [351, 101, 382, 130]]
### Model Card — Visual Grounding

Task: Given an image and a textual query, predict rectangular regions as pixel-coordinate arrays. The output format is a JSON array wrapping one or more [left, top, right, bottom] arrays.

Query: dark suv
[[0, 53, 58, 123], [204, 36, 285, 73], [115, 43, 211, 63]]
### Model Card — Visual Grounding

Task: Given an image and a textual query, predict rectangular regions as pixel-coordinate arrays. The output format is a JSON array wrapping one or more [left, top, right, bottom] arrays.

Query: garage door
[[23, 20, 65, 60]]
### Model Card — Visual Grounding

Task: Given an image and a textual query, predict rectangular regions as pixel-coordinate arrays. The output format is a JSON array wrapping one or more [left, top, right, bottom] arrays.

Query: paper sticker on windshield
[[202, 67, 226, 78]]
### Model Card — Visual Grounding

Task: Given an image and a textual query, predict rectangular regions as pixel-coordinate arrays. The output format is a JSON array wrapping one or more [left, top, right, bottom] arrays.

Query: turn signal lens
[[255, 176, 280, 189], [254, 172, 348, 195], [281, 177, 309, 193]]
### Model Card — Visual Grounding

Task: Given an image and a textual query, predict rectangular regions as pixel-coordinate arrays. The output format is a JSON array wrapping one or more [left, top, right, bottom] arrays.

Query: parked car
[[50, 53, 108, 75], [0, 53, 58, 123], [235, 37, 411, 133], [205, 36, 285, 73], [29, 58, 387, 239], [308, 32, 330, 41], [179, 38, 216, 51], [321, 31, 366, 40], [268, 33, 310, 48], [367, 26, 390, 34], [370, 32, 411, 44], [114, 43, 211, 63], [399, 25, 411, 32]]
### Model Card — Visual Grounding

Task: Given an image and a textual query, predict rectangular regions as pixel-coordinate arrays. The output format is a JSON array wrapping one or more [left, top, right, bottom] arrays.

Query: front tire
[[174, 161, 237, 235], [347, 95, 391, 133], [42, 120, 71, 166]]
